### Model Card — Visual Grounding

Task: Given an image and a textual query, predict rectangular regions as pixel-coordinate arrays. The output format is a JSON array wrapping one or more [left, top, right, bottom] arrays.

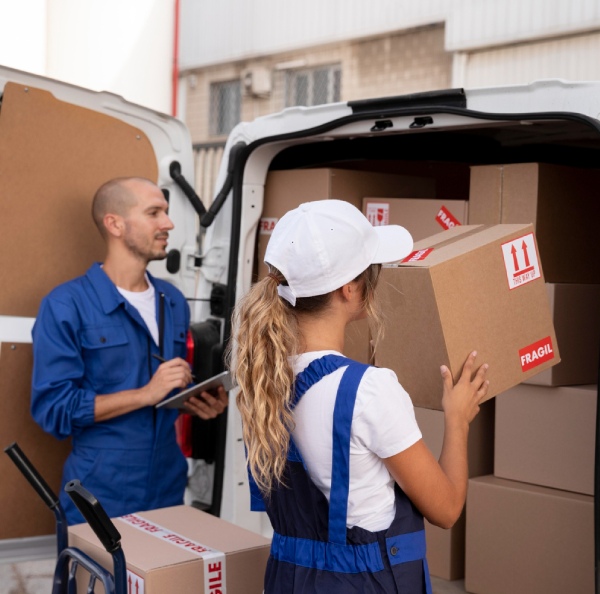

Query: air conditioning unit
[[241, 67, 271, 97]]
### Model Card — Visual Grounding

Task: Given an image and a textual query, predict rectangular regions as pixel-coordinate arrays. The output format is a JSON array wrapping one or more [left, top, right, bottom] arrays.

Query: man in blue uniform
[[31, 177, 228, 524]]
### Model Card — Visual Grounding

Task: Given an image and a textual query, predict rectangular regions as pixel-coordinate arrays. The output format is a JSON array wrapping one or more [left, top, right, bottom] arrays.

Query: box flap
[[392, 224, 533, 268]]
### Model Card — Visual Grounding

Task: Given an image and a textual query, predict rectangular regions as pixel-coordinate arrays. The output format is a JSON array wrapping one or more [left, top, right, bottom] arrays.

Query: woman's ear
[[340, 281, 363, 303]]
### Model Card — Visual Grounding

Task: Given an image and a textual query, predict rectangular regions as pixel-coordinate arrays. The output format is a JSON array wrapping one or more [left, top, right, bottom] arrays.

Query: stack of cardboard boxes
[[464, 163, 600, 594], [257, 163, 599, 592]]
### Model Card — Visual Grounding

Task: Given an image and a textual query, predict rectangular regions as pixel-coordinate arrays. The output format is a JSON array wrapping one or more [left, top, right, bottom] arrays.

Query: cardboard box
[[524, 283, 600, 386], [69, 505, 271, 593], [495, 384, 596, 495], [415, 401, 494, 580], [375, 224, 560, 410], [256, 168, 435, 280], [465, 475, 593, 594], [363, 197, 468, 242], [468, 162, 600, 283]]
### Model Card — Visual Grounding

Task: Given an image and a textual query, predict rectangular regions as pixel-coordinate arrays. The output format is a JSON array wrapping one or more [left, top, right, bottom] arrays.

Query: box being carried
[[69, 505, 270, 593], [375, 224, 560, 410]]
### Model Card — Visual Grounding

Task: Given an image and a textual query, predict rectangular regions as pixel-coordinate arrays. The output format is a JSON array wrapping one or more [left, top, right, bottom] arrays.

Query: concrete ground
[[0, 557, 468, 593]]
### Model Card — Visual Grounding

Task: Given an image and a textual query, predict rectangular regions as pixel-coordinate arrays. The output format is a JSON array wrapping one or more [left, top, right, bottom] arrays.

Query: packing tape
[[119, 513, 227, 593]]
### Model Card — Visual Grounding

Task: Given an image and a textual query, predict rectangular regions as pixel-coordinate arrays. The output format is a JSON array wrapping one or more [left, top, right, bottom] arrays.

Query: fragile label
[[435, 206, 461, 230], [120, 514, 227, 593], [127, 570, 145, 594], [501, 233, 541, 289], [519, 336, 555, 372], [259, 217, 277, 235], [365, 202, 389, 226], [402, 248, 434, 263]]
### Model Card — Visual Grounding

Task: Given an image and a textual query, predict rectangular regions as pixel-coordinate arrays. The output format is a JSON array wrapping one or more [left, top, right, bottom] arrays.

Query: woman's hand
[[441, 351, 489, 427]]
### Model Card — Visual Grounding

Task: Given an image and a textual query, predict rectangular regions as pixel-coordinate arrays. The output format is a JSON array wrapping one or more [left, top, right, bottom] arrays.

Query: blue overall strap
[[291, 354, 357, 409], [248, 354, 352, 511], [327, 360, 369, 544]]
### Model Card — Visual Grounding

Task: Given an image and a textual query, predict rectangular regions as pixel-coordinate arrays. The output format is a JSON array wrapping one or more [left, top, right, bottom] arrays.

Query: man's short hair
[[91, 177, 155, 236]]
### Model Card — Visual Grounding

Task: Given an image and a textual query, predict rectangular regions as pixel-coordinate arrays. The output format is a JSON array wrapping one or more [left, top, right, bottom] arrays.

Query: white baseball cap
[[264, 199, 413, 306]]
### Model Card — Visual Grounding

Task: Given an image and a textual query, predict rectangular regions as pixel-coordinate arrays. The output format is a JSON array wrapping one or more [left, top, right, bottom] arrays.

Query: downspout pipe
[[172, 0, 180, 117]]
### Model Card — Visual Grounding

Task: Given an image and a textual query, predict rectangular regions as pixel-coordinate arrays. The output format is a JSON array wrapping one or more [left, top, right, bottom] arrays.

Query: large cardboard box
[[524, 283, 600, 386], [468, 162, 600, 283], [375, 224, 560, 410], [363, 197, 468, 241], [495, 384, 596, 495], [69, 505, 271, 593], [414, 401, 494, 580], [256, 168, 435, 280], [465, 475, 593, 594]]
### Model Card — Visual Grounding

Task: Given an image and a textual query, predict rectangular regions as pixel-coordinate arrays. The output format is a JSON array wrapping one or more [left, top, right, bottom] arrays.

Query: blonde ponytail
[[229, 271, 299, 494]]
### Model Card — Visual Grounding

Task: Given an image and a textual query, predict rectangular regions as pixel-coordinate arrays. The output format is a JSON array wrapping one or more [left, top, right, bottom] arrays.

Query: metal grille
[[285, 64, 341, 107], [210, 80, 241, 136]]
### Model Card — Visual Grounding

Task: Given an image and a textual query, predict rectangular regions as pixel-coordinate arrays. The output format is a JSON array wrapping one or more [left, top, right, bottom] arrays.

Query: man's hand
[[183, 385, 229, 420], [143, 358, 193, 406]]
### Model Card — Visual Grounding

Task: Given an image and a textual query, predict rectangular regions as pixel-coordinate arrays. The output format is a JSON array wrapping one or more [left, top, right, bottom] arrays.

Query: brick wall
[[183, 24, 449, 145]]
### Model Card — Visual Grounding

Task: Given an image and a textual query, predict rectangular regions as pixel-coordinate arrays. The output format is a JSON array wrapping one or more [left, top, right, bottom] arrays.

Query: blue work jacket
[[252, 355, 432, 593], [31, 263, 190, 524]]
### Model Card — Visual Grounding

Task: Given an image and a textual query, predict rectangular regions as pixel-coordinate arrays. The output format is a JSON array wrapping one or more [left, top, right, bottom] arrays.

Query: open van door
[[205, 79, 600, 589], [0, 65, 210, 559]]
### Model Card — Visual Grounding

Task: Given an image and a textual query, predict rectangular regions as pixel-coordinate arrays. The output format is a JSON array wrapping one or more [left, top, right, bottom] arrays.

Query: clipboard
[[155, 370, 235, 410]]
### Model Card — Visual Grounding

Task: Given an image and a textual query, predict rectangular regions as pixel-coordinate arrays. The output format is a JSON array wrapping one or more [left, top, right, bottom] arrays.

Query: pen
[[152, 353, 197, 381]]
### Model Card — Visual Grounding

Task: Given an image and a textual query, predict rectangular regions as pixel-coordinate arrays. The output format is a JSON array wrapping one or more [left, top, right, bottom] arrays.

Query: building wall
[[179, 0, 453, 70], [184, 25, 450, 145], [459, 30, 600, 89]]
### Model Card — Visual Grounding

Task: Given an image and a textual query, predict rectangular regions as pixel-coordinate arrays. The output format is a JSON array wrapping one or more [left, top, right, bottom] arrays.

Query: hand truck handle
[[64, 480, 122, 554], [4, 442, 59, 509]]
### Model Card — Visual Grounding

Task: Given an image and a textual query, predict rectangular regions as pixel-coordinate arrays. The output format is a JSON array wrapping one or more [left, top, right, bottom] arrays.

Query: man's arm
[[94, 357, 192, 422]]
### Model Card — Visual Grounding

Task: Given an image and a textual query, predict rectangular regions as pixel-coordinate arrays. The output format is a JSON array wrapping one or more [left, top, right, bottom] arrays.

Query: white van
[[198, 78, 600, 534], [1, 65, 598, 562]]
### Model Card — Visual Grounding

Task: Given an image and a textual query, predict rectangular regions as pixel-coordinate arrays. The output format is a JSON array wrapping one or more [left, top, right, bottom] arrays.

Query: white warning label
[[127, 569, 144, 594], [501, 232, 541, 289], [365, 202, 389, 226]]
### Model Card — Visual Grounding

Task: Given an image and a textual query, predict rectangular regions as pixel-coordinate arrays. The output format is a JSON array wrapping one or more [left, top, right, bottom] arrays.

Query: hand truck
[[4, 442, 127, 594]]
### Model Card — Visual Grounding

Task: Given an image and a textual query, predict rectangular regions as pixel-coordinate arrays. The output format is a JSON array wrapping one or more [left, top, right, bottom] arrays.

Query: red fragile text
[[259, 218, 277, 233], [402, 248, 434, 263], [435, 206, 461, 230], [162, 533, 209, 554], [519, 336, 554, 372], [120, 515, 161, 534], [207, 561, 223, 594]]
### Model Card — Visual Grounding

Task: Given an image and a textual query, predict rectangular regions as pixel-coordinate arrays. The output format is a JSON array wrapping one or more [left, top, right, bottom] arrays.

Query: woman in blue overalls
[[230, 200, 489, 593]]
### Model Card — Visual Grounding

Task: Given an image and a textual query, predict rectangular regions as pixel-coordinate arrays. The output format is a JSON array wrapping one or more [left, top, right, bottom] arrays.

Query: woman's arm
[[383, 352, 489, 529]]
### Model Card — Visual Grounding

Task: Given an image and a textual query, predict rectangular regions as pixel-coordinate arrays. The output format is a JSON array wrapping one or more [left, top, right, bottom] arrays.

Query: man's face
[[121, 181, 174, 263]]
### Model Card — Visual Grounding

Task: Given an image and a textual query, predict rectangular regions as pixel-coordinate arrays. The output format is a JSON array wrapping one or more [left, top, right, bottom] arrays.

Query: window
[[285, 65, 341, 107], [210, 80, 241, 136]]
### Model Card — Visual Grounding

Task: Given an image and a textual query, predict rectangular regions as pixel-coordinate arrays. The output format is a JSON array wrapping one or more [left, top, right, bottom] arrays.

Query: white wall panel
[[180, 0, 454, 69], [462, 31, 600, 89], [447, 0, 600, 51]]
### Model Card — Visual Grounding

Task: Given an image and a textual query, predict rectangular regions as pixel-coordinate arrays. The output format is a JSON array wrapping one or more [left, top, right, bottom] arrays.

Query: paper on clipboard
[[155, 370, 235, 410]]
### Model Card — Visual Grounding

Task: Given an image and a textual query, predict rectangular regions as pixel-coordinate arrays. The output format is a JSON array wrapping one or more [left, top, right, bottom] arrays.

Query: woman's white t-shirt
[[291, 350, 422, 532]]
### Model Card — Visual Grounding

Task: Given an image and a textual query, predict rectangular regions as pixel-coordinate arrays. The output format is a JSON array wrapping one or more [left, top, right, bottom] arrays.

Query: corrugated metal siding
[[179, 0, 453, 69], [447, 0, 600, 51], [463, 31, 600, 89]]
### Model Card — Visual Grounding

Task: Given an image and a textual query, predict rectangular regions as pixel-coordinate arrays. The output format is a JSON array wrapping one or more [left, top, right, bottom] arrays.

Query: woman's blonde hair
[[228, 264, 382, 495]]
